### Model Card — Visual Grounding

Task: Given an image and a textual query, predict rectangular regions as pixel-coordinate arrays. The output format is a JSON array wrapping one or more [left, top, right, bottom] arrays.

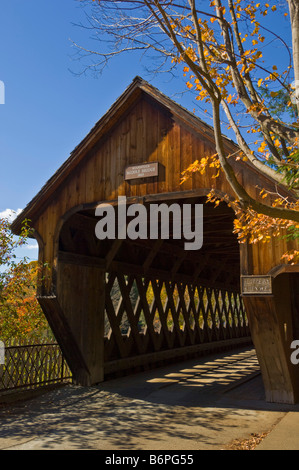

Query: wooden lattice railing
[[0, 273, 250, 391], [104, 272, 251, 375], [0, 342, 72, 393]]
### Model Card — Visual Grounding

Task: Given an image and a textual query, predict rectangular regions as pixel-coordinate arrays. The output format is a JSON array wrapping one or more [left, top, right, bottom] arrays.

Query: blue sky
[[0, 0, 193, 263], [0, 1, 293, 263]]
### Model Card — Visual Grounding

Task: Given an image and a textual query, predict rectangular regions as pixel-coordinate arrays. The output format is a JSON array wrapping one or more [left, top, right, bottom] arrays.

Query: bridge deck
[[1, 346, 295, 450]]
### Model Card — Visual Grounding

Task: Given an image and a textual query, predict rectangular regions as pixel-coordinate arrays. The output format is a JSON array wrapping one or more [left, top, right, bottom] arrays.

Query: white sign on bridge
[[124, 162, 159, 180], [241, 275, 272, 295]]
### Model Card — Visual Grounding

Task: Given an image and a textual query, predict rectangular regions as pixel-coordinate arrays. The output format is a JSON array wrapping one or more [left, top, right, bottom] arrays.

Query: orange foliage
[[0, 261, 53, 343], [181, 157, 299, 265]]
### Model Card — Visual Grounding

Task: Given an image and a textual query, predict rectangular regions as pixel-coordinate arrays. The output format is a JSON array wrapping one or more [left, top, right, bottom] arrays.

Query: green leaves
[[0, 217, 53, 342]]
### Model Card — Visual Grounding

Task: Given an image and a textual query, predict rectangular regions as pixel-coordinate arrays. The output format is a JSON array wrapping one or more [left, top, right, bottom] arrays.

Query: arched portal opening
[[10, 77, 299, 401], [55, 194, 251, 381]]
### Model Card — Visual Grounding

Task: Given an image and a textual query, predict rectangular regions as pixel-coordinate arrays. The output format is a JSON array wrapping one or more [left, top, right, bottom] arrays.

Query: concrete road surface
[[0, 347, 298, 451]]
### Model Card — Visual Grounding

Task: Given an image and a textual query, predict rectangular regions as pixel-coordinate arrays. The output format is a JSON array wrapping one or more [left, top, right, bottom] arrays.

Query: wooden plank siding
[[34, 92, 296, 287], [18, 102, 281, 254], [12, 78, 298, 283], [10, 77, 299, 402]]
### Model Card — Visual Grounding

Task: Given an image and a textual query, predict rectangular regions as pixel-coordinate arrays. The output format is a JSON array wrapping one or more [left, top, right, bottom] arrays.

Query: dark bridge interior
[[57, 196, 250, 378]]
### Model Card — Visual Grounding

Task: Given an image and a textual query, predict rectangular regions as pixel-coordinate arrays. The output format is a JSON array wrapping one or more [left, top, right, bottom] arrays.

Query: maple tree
[[0, 216, 29, 282], [76, 0, 299, 261], [0, 217, 53, 343], [0, 261, 54, 343]]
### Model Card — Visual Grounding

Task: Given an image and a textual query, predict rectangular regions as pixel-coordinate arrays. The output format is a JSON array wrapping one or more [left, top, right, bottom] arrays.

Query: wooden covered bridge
[[11, 77, 299, 404]]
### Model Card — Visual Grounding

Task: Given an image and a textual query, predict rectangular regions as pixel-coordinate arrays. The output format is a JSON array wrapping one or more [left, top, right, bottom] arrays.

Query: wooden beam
[[135, 238, 240, 280], [104, 337, 253, 377], [171, 250, 188, 278], [58, 251, 105, 269], [55, 261, 106, 386], [37, 296, 91, 385], [57, 249, 239, 290], [210, 257, 230, 284], [105, 239, 123, 269], [143, 239, 164, 273], [110, 259, 239, 291], [192, 254, 211, 282]]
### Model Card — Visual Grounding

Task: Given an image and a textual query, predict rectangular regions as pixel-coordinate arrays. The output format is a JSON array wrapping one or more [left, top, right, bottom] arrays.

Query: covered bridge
[[11, 77, 299, 404]]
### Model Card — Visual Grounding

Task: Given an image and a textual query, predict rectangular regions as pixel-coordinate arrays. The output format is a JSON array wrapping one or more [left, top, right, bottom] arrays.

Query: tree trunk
[[288, 0, 299, 116]]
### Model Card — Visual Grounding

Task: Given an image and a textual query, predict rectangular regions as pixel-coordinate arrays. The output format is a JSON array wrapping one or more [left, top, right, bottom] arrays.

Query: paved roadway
[[0, 346, 298, 450]]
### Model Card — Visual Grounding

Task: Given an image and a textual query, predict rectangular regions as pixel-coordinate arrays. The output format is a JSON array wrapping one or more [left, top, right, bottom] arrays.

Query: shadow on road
[[0, 347, 298, 450]]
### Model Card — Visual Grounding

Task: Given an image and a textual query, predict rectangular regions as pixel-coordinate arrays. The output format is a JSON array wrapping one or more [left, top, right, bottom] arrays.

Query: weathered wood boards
[[10, 77, 299, 403], [103, 271, 250, 377]]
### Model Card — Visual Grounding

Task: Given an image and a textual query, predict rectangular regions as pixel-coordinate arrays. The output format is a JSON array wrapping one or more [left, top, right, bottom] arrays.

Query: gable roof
[[10, 76, 288, 236], [11, 76, 239, 235]]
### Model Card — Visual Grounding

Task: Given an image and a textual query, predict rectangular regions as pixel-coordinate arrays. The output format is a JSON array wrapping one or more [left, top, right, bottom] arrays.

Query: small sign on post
[[241, 275, 272, 295], [124, 162, 159, 181]]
